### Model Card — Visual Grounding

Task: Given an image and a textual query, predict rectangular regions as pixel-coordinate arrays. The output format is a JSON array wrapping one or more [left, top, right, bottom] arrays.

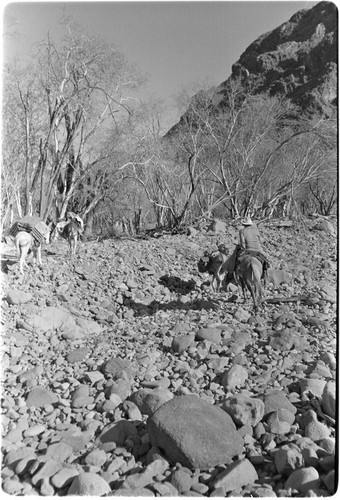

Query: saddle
[[236, 248, 270, 280]]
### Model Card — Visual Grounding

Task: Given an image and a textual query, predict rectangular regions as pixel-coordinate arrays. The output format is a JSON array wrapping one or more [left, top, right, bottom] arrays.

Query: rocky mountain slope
[[1, 216, 337, 496], [229, 1, 337, 117], [168, 1, 337, 138]]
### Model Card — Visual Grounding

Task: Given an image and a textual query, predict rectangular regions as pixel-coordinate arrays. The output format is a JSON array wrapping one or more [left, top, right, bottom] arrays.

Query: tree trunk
[[84, 211, 94, 240]]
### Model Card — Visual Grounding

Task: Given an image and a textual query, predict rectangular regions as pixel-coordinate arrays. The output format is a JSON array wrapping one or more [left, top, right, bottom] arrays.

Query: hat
[[241, 217, 253, 226]]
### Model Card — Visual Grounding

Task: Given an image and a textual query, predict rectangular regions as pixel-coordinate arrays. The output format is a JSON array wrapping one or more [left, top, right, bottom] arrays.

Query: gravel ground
[[1, 217, 337, 497]]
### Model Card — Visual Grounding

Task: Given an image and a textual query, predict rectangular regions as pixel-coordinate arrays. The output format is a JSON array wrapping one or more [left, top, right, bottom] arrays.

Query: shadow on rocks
[[126, 297, 220, 317], [158, 274, 197, 295]]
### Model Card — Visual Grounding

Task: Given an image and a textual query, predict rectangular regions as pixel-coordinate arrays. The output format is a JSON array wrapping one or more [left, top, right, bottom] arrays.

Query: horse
[[53, 221, 82, 255], [197, 247, 228, 292], [236, 253, 263, 311]]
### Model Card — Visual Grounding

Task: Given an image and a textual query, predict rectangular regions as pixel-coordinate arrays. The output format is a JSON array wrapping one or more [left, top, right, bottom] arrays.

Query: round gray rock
[[68, 473, 110, 495], [147, 395, 243, 470]]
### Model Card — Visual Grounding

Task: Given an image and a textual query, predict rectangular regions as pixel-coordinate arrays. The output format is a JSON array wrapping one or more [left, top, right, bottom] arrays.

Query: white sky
[[2, 1, 319, 128]]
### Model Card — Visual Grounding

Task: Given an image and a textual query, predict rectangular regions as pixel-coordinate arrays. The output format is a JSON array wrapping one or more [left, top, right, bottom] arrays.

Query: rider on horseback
[[223, 217, 270, 286], [238, 217, 270, 278]]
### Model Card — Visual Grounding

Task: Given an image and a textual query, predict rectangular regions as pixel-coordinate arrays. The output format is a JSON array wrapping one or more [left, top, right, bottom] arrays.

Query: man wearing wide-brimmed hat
[[238, 216, 270, 277], [239, 217, 264, 253], [222, 217, 269, 285]]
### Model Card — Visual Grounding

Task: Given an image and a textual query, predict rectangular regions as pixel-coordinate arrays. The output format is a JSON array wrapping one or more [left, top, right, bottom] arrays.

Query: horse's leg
[[240, 277, 247, 302], [253, 264, 263, 311], [247, 279, 257, 311], [216, 273, 221, 292]]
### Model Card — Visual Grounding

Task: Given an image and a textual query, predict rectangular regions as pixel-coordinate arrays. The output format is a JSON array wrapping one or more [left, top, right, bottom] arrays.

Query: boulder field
[[1, 217, 336, 496]]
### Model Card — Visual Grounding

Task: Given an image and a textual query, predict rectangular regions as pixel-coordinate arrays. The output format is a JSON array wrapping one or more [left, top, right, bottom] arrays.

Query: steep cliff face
[[228, 1, 337, 117], [169, 1, 337, 136]]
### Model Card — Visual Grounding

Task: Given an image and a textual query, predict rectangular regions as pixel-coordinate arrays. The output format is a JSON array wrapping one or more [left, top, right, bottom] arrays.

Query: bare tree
[[2, 17, 144, 224]]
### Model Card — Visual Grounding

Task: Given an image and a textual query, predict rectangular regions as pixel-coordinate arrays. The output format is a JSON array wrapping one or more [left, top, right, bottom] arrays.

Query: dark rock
[[147, 395, 243, 469], [321, 380, 335, 419], [96, 420, 138, 447]]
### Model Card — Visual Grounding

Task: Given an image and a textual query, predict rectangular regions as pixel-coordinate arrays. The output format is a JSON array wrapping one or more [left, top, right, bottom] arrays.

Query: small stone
[[2, 478, 24, 494], [107, 379, 131, 400], [169, 468, 193, 493], [211, 458, 258, 492], [103, 357, 134, 380], [40, 477, 55, 496], [26, 386, 58, 407], [323, 470, 335, 494], [252, 487, 277, 497], [320, 352, 336, 370], [68, 472, 110, 496], [190, 482, 209, 494], [84, 371, 105, 384], [263, 390, 297, 416], [234, 308, 251, 322], [300, 378, 326, 399], [318, 437, 335, 455], [24, 424, 46, 437], [31, 459, 62, 486], [321, 381, 335, 419], [5, 428, 22, 443], [66, 347, 91, 363], [221, 364, 248, 391], [222, 394, 264, 427], [96, 420, 138, 447], [304, 419, 331, 441], [108, 393, 123, 408], [85, 449, 107, 467], [284, 467, 320, 494], [172, 334, 195, 353], [50, 468, 79, 489], [301, 447, 319, 468], [122, 400, 142, 420], [267, 413, 291, 434], [7, 289, 33, 305], [274, 448, 304, 475], [45, 443, 73, 462], [111, 486, 155, 496], [196, 327, 221, 344]]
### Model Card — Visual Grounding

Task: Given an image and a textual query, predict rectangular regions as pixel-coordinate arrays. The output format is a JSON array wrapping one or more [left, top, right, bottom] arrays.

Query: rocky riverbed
[[1, 217, 337, 497]]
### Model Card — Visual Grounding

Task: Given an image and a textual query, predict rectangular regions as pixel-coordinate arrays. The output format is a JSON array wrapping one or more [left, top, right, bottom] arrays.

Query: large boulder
[[147, 395, 243, 470]]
